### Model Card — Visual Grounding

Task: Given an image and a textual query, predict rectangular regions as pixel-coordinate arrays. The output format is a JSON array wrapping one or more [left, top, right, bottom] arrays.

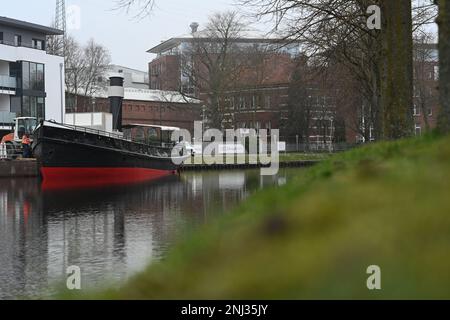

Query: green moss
[[64, 132, 450, 299]]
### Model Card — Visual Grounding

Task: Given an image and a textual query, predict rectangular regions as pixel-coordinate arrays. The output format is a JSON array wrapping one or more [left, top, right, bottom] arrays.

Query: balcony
[[0, 39, 45, 51], [0, 75, 16, 94], [0, 111, 16, 129]]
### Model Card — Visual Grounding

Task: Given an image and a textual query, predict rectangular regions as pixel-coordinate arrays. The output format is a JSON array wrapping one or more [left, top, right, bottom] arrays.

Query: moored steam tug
[[32, 75, 188, 189]]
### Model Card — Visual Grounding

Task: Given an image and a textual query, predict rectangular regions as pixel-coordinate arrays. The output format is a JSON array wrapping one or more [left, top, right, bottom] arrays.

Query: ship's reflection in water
[[0, 169, 292, 299]]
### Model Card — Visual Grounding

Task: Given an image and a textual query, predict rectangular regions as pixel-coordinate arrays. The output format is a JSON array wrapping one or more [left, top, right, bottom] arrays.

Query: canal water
[[0, 169, 293, 299]]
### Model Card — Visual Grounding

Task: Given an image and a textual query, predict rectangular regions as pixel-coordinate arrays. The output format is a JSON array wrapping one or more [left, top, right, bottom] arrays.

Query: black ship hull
[[32, 121, 185, 189]]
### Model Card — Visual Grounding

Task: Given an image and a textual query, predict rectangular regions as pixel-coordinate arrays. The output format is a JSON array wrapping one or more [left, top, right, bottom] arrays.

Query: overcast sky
[[2, 1, 438, 71], [2, 0, 237, 70]]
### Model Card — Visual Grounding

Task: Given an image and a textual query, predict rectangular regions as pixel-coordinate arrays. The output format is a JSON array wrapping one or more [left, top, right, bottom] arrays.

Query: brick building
[[412, 43, 440, 136], [147, 24, 440, 145], [147, 25, 300, 133], [67, 88, 202, 134]]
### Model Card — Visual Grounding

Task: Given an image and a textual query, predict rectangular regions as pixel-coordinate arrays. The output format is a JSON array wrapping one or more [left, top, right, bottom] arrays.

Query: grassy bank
[[72, 133, 450, 299]]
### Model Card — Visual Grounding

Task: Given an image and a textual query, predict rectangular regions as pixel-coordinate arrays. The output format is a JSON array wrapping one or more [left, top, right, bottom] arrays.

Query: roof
[[147, 29, 293, 54], [0, 16, 63, 36], [109, 64, 148, 74], [81, 87, 202, 105], [122, 124, 181, 131]]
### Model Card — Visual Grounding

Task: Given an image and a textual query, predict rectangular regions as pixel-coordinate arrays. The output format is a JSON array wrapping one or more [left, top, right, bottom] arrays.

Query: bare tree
[[64, 37, 111, 112], [65, 36, 86, 112], [239, 0, 437, 140], [46, 21, 64, 56], [180, 11, 247, 129], [80, 39, 111, 109], [285, 58, 313, 146], [114, 0, 156, 19]]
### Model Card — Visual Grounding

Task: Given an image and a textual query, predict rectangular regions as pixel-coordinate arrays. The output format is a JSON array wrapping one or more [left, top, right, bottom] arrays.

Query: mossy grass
[[62, 132, 450, 299]]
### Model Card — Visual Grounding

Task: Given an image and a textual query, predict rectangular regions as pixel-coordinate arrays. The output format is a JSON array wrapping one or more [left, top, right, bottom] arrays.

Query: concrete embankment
[[0, 158, 321, 177], [180, 160, 321, 171], [0, 159, 40, 178]]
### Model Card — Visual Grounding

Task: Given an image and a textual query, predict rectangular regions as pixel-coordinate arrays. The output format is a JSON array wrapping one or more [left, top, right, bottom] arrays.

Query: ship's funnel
[[108, 75, 125, 131]]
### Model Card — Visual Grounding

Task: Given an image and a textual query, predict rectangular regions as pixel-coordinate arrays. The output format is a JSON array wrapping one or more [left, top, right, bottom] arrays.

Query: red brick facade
[[69, 95, 202, 134]]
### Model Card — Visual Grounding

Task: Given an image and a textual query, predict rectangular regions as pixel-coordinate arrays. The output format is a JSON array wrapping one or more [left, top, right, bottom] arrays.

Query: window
[[265, 96, 271, 109], [36, 97, 45, 120], [0, 32, 3, 44], [21, 96, 45, 119], [22, 62, 30, 90], [32, 39, 45, 50], [21, 62, 45, 91], [30, 63, 37, 90], [14, 35, 22, 47], [434, 66, 439, 81], [22, 96, 30, 117], [428, 108, 433, 117], [36, 64, 45, 91], [239, 97, 245, 110], [415, 125, 422, 136], [413, 104, 421, 116]]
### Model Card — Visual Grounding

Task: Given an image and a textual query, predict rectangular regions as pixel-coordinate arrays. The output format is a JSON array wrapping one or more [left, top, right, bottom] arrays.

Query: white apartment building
[[0, 16, 65, 134]]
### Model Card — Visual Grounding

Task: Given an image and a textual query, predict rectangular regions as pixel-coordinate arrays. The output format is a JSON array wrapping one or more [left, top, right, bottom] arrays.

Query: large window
[[30, 62, 37, 90], [21, 96, 45, 120], [36, 64, 44, 90], [22, 96, 30, 116], [21, 61, 45, 91], [22, 62, 30, 90]]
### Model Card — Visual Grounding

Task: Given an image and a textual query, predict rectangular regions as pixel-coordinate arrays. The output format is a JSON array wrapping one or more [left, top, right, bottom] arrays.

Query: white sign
[[278, 142, 286, 152], [218, 144, 246, 155]]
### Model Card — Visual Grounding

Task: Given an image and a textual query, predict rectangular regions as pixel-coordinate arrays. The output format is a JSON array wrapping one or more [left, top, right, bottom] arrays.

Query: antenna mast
[[55, 0, 66, 55]]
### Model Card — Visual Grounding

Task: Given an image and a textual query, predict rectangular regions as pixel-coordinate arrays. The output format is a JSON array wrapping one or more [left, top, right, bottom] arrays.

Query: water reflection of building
[[42, 176, 188, 288], [0, 179, 47, 299], [0, 169, 290, 298]]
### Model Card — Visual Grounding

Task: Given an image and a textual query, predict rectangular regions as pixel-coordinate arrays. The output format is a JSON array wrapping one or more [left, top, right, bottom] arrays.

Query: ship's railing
[[49, 121, 176, 154], [59, 122, 132, 141]]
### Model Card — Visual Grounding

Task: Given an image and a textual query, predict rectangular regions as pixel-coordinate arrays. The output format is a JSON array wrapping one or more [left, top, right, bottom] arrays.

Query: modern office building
[[147, 24, 300, 132], [107, 65, 149, 90], [0, 16, 65, 131]]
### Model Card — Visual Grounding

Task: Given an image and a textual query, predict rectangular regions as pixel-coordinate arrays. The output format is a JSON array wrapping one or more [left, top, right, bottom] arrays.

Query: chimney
[[108, 75, 124, 132], [190, 22, 199, 34]]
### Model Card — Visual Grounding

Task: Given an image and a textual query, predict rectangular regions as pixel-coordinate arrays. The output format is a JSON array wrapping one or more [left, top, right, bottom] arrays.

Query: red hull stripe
[[41, 167, 176, 190]]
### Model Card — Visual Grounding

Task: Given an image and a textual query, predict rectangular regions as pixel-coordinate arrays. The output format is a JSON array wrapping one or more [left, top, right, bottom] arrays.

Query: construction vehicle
[[0, 117, 38, 159]]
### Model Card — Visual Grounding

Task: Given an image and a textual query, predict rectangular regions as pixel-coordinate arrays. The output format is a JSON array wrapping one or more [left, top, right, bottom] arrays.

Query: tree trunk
[[437, 0, 450, 133], [380, 0, 414, 139]]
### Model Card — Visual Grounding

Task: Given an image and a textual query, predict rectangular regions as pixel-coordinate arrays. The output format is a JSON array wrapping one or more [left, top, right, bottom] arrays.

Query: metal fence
[[279, 136, 358, 154], [0, 143, 7, 159]]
